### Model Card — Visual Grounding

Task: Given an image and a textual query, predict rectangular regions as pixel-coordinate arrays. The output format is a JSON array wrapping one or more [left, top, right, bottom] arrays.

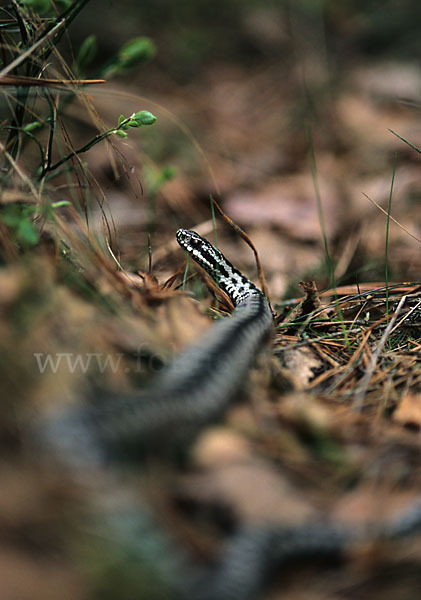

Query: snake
[[39, 228, 274, 465], [35, 229, 421, 600]]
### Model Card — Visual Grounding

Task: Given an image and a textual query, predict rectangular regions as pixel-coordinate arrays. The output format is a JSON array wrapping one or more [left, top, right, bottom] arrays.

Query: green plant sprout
[[102, 37, 156, 78], [1, 205, 40, 247], [39, 111, 157, 179], [73, 34, 97, 77], [23, 0, 72, 15], [0, 199, 72, 247]]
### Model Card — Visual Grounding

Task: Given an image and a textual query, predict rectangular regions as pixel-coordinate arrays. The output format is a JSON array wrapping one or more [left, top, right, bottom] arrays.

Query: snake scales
[[40, 228, 273, 465], [37, 229, 421, 599]]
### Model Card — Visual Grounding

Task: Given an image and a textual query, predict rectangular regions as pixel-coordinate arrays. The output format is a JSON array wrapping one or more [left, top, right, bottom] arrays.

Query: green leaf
[[1, 207, 20, 227], [76, 35, 97, 74], [17, 219, 40, 245], [55, 0, 72, 9], [23, 121, 42, 133], [1, 205, 39, 246], [51, 201, 72, 208], [118, 37, 156, 70], [115, 130, 128, 138], [132, 110, 157, 127], [160, 165, 177, 181], [117, 114, 127, 127], [22, 0, 51, 14], [104, 37, 156, 78]]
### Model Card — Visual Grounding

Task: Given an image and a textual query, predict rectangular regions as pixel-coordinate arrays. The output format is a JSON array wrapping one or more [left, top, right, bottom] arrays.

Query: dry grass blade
[[276, 282, 420, 408], [353, 295, 408, 410], [0, 75, 106, 87], [210, 196, 272, 308], [362, 192, 421, 244], [0, 18, 66, 78], [0, 140, 40, 201]]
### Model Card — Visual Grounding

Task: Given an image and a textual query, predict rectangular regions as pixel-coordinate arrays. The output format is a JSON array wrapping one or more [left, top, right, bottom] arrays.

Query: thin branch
[[362, 192, 421, 243], [353, 295, 407, 410], [0, 139, 40, 201], [0, 19, 66, 78], [0, 75, 105, 87]]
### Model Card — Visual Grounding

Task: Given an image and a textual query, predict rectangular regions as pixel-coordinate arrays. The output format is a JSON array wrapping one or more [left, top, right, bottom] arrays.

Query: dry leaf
[[393, 391, 421, 428], [283, 347, 323, 388], [225, 175, 340, 241]]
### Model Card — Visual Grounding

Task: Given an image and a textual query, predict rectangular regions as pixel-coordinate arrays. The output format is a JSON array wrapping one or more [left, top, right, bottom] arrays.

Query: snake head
[[176, 228, 203, 252], [176, 228, 262, 305], [176, 228, 223, 277]]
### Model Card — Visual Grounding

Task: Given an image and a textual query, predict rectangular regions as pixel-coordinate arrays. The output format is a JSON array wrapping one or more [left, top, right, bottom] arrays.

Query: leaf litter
[[2, 27, 421, 600]]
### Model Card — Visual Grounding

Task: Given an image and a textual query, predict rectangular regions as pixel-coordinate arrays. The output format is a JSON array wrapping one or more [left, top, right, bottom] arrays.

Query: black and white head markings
[[176, 228, 262, 306]]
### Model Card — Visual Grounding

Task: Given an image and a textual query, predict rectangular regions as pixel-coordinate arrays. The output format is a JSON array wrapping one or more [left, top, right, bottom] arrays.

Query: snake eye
[[183, 233, 193, 247], [176, 229, 192, 246]]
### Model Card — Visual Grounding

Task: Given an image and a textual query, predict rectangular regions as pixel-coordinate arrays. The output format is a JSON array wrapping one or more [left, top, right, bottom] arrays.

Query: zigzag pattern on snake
[[36, 229, 421, 600], [40, 228, 273, 466]]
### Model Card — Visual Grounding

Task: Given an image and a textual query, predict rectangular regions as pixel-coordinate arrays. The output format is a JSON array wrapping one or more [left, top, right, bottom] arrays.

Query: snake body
[[39, 229, 273, 465], [94, 229, 273, 452], [36, 229, 421, 600]]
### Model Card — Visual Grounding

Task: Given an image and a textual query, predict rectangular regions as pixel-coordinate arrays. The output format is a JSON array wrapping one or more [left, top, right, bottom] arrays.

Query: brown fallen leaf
[[225, 174, 341, 241], [0, 548, 85, 600], [392, 391, 421, 429], [282, 346, 323, 388], [278, 392, 332, 432], [186, 426, 316, 524]]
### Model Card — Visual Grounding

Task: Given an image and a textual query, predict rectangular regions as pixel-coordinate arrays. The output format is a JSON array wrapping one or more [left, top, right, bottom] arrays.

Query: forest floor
[[1, 16, 421, 599]]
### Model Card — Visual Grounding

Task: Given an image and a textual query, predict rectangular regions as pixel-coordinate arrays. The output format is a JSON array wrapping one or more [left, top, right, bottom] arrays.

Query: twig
[[210, 195, 272, 308], [353, 295, 407, 410], [362, 192, 421, 244], [0, 19, 65, 78], [0, 75, 106, 87], [388, 299, 421, 336], [0, 140, 40, 201]]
